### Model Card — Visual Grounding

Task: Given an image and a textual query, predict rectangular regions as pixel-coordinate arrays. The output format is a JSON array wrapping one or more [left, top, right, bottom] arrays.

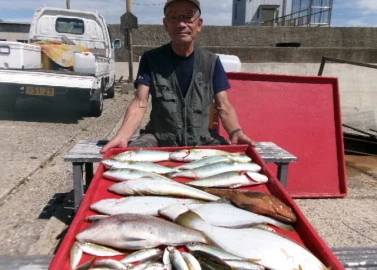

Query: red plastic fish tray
[[219, 72, 348, 198], [49, 145, 344, 270]]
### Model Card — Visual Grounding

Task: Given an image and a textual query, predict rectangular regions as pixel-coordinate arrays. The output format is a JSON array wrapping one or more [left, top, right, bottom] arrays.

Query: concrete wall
[[109, 25, 377, 63]]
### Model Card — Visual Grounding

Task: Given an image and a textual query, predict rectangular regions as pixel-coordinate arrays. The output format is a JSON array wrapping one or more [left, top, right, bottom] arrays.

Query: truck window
[[56, 18, 84, 35]]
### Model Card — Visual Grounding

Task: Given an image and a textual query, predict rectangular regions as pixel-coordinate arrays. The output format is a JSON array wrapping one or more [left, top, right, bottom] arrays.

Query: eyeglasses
[[165, 14, 200, 24]]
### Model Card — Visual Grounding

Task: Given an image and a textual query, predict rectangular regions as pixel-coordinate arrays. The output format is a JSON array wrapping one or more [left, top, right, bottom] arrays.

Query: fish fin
[[122, 237, 153, 250]]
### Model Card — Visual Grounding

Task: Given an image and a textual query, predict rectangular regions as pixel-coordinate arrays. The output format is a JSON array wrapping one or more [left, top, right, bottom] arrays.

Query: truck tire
[[105, 83, 115, 99], [0, 86, 17, 111], [90, 88, 103, 117]]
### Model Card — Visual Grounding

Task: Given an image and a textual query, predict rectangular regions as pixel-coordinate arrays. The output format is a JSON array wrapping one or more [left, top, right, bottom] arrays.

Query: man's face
[[163, 1, 203, 46]]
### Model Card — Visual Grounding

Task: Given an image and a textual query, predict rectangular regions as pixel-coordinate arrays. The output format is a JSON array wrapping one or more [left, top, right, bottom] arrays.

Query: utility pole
[[126, 0, 134, 82], [66, 0, 71, 9]]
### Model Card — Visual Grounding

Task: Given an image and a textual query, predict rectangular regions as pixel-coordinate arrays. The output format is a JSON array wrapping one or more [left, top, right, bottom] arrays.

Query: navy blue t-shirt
[[134, 45, 231, 97]]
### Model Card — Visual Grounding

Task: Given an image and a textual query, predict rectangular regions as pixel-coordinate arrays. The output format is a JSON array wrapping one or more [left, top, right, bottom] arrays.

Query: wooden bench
[[64, 140, 297, 210], [2, 247, 377, 269]]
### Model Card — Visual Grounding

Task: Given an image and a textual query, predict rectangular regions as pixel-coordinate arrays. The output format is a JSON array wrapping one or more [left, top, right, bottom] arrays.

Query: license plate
[[25, 86, 55, 97]]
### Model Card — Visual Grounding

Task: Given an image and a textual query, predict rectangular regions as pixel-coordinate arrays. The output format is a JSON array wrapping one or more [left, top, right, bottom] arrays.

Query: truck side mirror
[[113, 39, 121, 49]]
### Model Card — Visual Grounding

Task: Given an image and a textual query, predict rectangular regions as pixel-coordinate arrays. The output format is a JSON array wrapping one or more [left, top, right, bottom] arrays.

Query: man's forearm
[[217, 103, 242, 135], [116, 99, 148, 141]]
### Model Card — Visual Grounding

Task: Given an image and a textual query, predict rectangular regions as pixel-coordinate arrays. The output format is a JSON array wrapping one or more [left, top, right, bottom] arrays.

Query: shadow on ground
[[0, 97, 90, 124]]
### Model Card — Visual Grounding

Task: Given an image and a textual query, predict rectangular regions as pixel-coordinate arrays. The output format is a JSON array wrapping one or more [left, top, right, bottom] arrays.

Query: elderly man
[[101, 0, 254, 152]]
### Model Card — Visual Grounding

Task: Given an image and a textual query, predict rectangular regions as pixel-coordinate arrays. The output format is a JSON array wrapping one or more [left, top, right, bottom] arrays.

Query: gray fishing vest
[[143, 44, 217, 146]]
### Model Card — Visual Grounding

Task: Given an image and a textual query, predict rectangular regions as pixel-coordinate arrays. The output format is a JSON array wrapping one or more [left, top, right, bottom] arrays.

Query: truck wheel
[[0, 86, 17, 111], [105, 83, 115, 99], [90, 88, 103, 117]]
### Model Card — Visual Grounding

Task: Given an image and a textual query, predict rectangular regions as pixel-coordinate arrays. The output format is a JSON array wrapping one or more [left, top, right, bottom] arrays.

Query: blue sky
[[0, 0, 377, 26]]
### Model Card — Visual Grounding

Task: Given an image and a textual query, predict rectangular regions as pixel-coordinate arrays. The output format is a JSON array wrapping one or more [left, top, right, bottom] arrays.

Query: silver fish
[[70, 241, 83, 269], [163, 247, 173, 270], [91, 196, 203, 216], [103, 168, 173, 182], [120, 248, 163, 264], [174, 155, 252, 171], [144, 262, 169, 270], [127, 260, 155, 270], [181, 252, 202, 270], [93, 259, 130, 270], [78, 242, 124, 257], [186, 171, 268, 188], [113, 149, 172, 162], [76, 214, 209, 250], [176, 211, 327, 270], [168, 247, 189, 270], [101, 159, 176, 174], [169, 149, 232, 162], [169, 161, 261, 179], [108, 178, 220, 201]]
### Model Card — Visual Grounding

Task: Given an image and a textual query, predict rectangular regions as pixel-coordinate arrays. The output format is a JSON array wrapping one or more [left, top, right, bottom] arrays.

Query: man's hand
[[100, 137, 128, 154], [230, 130, 256, 147]]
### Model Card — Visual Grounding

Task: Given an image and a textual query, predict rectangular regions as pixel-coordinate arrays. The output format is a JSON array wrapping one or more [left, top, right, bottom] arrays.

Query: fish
[[186, 243, 245, 261], [112, 149, 172, 162], [108, 178, 220, 201], [103, 168, 173, 182], [90, 196, 203, 216], [204, 189, 297, 223], [174, 155, 252, 171], [74, 257, 96, 270], [144, 262, 169, 270], [78, 242, 125, 257], [127, 260, 161, 270], [186, 171, 268, 188], [175, 211, 327, 270], [169, 148, 233, 162], [190, 250, 232, 270], [163, 247, 173, 270], [159, 202, 293, 231], [70, 241, 83, 269], [85, 214, 110, 222], [181, 252, 202, 270], [93, 259, 130, 270], [168, 246, 189, 270], [101, 159, 176, 174], [168, 161, 261, 179], [76, 213, 209, 250], [120, 248, 163, 264]]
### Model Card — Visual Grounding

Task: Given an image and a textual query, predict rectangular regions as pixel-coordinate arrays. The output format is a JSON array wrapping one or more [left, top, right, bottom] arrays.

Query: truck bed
[[0, 68, 99, 89]]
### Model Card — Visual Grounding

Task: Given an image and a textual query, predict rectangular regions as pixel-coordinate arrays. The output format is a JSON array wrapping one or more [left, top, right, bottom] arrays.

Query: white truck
[[0, 6, 116, 116]]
